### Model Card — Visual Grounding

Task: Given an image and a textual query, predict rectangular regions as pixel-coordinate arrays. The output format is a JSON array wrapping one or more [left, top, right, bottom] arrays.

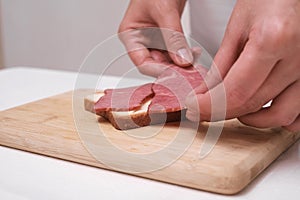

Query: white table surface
[[0, 67, 299, 200]]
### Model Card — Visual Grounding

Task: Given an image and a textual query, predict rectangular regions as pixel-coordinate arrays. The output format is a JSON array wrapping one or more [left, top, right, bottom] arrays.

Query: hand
[[185, 0, 300, 131], [118, 0, 193, 77]]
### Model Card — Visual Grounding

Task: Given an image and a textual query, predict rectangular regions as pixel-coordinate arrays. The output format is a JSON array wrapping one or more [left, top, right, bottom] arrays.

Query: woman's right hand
[[118, 0, 193, 77]]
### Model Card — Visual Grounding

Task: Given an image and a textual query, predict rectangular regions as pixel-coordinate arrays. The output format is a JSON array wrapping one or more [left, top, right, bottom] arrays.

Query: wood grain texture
[[0, 90, 299, 194]]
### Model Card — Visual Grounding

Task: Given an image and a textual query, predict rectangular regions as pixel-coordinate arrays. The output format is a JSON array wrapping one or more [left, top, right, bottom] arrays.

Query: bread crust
[[84, 92, 186, 130]]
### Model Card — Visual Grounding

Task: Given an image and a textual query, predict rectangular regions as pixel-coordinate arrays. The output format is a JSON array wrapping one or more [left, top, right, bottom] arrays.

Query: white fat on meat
[[93, 92, 152, 117]]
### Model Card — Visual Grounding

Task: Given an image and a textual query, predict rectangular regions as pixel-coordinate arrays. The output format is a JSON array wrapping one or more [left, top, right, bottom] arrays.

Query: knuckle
[[227, 87, 248, 108], [168, 31, 184, 42], [249, 28, 265, 51], [167, 31, 185, 52], [154, 0, 180, 19], [118, 21, 127, 34], [137, 65, 151, 76], [244, 100, 262, 113], [250, 18, 291, 53], [118, 24, 128, 42], [207, 69, 222, 84]]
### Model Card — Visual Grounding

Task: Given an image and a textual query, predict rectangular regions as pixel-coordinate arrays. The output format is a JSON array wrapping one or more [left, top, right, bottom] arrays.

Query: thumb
[[157, 13, 193, 67]]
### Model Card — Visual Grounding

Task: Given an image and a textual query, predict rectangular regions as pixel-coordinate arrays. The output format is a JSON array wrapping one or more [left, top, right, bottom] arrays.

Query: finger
[[238, 80, 300, 128], [185, 94, 201, 122], [138, 62, 169, 78], [127, 47, 167, 77], [126, 46, 169, 77], [118, 29, 153, 66], [284, 115, 300, 132], [119, 30, 170, 77], [138, 50, 170, 77], [127, 48, 152, 66], [222, 41, 279, 117], [186, 41, 279, 121], [156, 11, 193, 66], [185, 87, 226, 122], [149, 49, 170, 63], [241, 59, 298, 113]]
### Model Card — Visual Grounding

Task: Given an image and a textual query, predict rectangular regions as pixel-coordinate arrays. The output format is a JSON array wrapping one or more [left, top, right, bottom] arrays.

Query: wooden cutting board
[[0, 90, 299, 194]]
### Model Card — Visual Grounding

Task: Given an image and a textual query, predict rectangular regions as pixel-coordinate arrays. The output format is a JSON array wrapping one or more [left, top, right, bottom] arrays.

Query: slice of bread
[[84, 92, 185, 130]]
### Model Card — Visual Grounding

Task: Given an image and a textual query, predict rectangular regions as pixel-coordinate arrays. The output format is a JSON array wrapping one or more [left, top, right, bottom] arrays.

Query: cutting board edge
[[226, 131, 300, 194], [1, 136, 299, 196]]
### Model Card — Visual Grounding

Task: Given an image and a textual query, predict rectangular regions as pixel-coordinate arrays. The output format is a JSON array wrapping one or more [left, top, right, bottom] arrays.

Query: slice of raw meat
[[93, 64, 207, 129], [94, 83, 153, 112], [149, 65, 205, 113]]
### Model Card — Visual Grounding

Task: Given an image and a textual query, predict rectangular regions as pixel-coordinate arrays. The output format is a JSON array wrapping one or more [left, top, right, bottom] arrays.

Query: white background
[[0, 0, 190, 76]]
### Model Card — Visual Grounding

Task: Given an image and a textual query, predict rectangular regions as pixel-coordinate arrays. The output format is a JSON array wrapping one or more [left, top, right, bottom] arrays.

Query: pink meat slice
[[94, 83, 153, 112], [149, 65, 205, 112], [94, 64, 206, 114]]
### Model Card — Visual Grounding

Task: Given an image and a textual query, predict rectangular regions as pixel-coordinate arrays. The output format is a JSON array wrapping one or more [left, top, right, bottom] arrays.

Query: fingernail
[[185, 92, 200, 109], [177, 48, 193, 64], [185, 93, 201, 122]]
